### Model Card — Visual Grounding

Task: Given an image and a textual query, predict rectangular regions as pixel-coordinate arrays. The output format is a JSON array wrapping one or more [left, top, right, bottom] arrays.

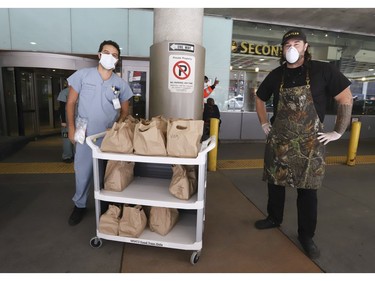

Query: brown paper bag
[[149, 207, 179, 236], [98, 204, 121, 235], [151, 115, 168, 137], [167, 119, 204, 158], [119, 205, 147, 238], [125, 115, 139, 125], [133, 118, 167, 156], [100, 121, 134, 154], [169, 165, 197, 200], [104, 161, 135, 192]]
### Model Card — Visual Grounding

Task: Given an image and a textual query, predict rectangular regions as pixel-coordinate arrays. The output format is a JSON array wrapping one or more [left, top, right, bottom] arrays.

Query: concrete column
[[149, 8, 205, 119], [154, 9, 203, 45]]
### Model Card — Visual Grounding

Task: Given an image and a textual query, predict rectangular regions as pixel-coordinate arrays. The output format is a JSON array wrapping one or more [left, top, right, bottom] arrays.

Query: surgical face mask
[[285, 46, 300, 64], [99, 53, 118, 70]]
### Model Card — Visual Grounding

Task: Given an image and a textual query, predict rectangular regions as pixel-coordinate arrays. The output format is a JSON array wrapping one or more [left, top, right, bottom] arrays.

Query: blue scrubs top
[[67, 67, 133, 136]]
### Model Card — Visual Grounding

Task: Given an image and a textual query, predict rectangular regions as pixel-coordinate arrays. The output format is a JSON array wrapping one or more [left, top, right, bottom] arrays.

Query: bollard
[[346, 121, 361, 166], [208, 118, 220, 171]]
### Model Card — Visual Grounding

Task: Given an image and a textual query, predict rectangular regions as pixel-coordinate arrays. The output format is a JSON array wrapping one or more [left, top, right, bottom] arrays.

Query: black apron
[[263, 69, 326, 189]]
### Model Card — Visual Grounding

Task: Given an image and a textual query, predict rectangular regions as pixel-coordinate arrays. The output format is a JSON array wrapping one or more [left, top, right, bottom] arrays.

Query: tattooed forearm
[[334, 104, 352, 135]]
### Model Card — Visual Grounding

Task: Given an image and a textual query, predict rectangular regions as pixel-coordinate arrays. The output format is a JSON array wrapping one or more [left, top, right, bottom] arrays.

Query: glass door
[[2, 68, 19, 136], [122, 60, 150, 119], [15, 69, 37, 136], [35, 72, 54, 134]]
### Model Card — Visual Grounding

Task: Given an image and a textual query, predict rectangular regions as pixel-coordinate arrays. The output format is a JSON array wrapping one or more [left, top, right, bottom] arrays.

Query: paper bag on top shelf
[[167, 119, 204, 158], [100, 120, 134, 154], [133, 117, 167, 156]]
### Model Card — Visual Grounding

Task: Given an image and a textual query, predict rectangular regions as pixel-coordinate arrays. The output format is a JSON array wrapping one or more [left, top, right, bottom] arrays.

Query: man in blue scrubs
[[57, 79, 75, 163], [66, 40, 133, 226]]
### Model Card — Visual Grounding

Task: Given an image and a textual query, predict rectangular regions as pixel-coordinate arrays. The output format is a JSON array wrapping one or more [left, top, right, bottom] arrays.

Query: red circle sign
[[173, 60, 191, 80]]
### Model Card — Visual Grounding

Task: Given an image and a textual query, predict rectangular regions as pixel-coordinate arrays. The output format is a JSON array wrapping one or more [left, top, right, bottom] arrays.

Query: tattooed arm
[[318, 87, 353, 145]]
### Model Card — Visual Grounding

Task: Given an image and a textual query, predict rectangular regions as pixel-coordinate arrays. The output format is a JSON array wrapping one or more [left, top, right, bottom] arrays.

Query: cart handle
[[86, 131, 216, 156]]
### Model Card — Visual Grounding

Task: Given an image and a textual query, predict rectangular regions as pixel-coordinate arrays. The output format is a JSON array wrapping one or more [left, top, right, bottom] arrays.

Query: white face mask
[[99, 53, 118, 70], [285, 46, 300, 64]]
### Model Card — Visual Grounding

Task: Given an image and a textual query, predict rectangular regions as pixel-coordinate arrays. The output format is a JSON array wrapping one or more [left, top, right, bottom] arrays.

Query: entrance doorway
[[1, 67, 74, 137]]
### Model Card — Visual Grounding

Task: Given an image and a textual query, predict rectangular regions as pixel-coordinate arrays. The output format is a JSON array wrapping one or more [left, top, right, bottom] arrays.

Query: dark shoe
[[68, 206, 86, 226], [63, 158, 74, 163], [254, 218, 280, 229], [298, 237, 320, 259]]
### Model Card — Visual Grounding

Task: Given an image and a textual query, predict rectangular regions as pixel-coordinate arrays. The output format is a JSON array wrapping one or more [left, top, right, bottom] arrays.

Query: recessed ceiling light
[[30, 42, 37, 45]]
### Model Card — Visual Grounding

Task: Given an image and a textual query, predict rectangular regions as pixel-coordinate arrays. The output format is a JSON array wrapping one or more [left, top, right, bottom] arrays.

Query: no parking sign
[[168, 55, 195, 93]]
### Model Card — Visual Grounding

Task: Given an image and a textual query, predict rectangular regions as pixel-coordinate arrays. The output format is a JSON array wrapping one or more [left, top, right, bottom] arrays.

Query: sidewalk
[[217, 139, 375, 273], [0, 135, 374, 273]]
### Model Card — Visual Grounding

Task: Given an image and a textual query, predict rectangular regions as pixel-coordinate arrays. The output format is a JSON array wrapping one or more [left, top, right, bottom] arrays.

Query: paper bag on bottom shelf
[[118, 205, 147, 238], [98, 204, 121, 236], [149, 207, 179, 236]]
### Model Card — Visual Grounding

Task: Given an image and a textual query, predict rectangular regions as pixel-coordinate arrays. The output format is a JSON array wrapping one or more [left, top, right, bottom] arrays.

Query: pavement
[[0, 135, 374, 275]]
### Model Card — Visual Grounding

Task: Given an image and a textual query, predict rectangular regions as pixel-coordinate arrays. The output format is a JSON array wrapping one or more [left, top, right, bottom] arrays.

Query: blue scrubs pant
[[72, 138, 103, 208]]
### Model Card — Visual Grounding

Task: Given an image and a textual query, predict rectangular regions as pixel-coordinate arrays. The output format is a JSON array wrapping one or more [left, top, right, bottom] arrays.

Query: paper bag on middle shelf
[[169, 164, 197, 200], [104, 160, 135, 192]]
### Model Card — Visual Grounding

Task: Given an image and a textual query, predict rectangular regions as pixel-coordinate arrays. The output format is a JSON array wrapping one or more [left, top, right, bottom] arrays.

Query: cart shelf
[[97, 211, 201, 250], [96, 177, 203, 209]]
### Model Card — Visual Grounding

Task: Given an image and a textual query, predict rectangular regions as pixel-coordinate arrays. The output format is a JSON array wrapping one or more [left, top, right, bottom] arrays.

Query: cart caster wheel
[[190, 251, 200, 265], [90, 237, 102, 248]]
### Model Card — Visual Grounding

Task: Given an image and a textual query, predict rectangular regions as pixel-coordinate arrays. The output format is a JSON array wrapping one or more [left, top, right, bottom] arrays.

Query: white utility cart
[[86, 132, 216, 265]]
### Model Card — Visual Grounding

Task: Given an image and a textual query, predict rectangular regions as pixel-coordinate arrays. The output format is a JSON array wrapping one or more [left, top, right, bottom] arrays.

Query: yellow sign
[[232, 41, 282, 57]]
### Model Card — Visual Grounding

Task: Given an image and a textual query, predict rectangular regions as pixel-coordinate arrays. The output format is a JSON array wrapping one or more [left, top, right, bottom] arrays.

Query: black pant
[[267, 183, 317, 239]]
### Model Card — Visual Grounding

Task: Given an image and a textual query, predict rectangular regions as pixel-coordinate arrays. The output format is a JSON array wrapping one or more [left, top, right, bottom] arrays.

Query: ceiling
[[204, 8, 375, 37], [204, 8, 375, 80]]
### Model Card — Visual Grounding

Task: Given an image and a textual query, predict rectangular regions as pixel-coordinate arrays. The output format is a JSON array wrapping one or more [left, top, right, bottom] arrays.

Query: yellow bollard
[[208, 118, 220, 171], [346, 121, 362, 166]]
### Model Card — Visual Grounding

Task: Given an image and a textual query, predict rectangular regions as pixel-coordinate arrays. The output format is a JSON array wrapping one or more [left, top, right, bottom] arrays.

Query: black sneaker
[[63, 158, 74, 163], [68, 206, 86, 226], [298, 236, 320, 259], [254, 218, 280, 229]]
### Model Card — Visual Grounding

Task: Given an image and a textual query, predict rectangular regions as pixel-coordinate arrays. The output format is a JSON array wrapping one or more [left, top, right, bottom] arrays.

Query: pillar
[[149, 8, 205, 120]]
